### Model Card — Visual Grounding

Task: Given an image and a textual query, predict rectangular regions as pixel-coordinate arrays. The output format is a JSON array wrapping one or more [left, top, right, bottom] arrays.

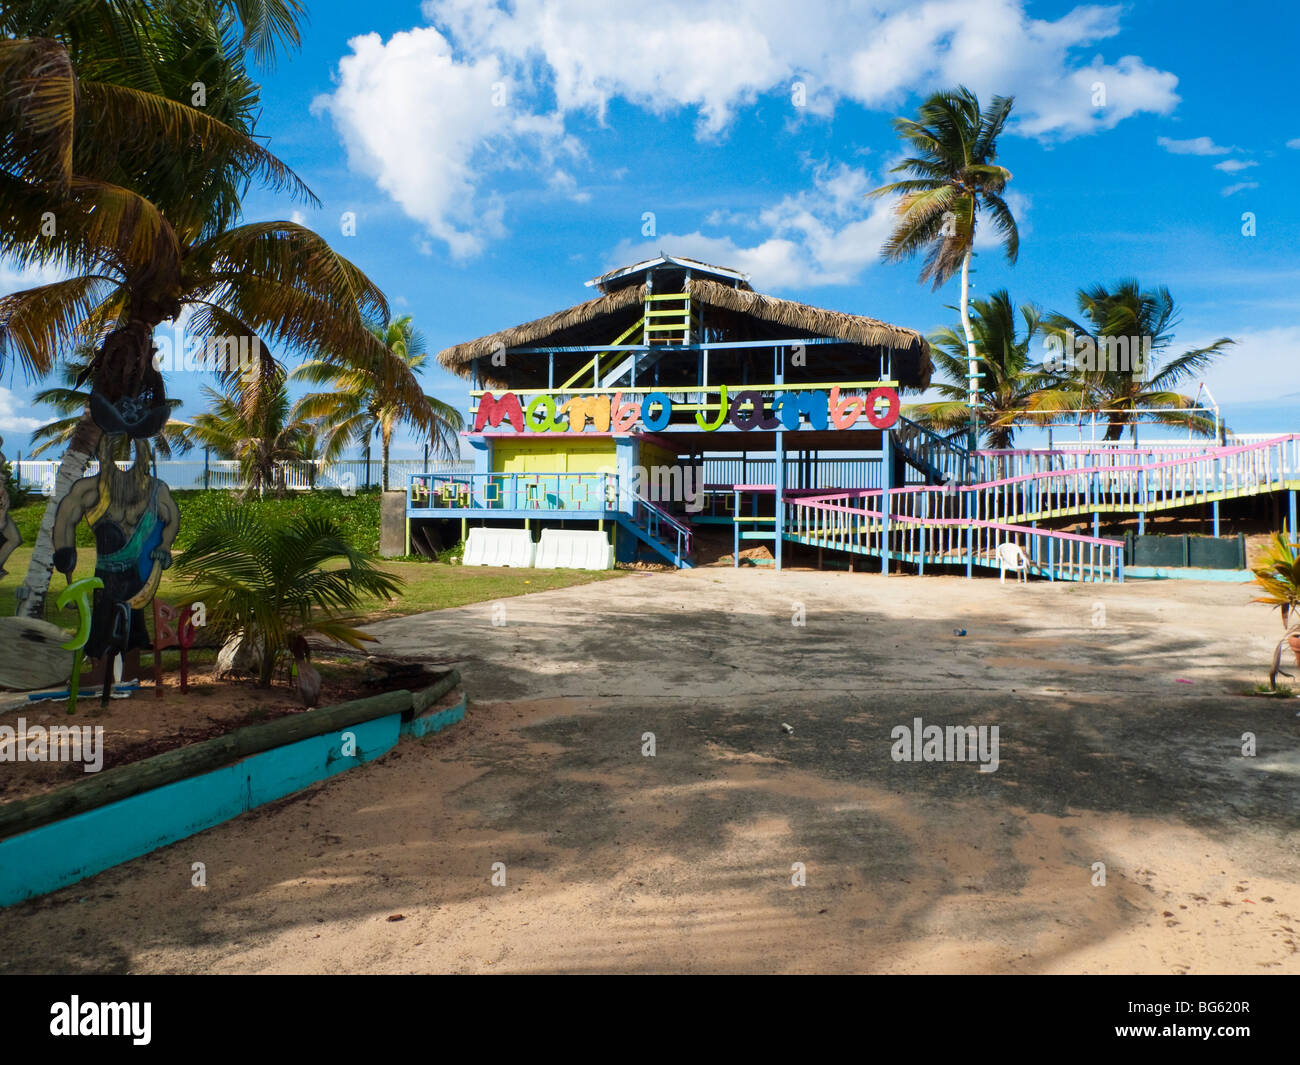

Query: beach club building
[[409, 255, 1300, 581]]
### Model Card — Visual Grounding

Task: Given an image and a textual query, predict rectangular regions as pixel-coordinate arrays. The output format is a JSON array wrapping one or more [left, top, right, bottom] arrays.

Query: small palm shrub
[[1251, 532, 1300, 628], [177, 507, 404, 687]]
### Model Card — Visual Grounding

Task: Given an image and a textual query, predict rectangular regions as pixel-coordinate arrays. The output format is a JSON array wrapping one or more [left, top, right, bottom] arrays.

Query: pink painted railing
[[970, 434, 1300, 493], [805, 434, 1300, 526], [783, 494, 1124, 582]]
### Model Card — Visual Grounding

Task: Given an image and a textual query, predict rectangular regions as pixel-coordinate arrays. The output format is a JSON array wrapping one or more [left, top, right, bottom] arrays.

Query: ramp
[[535, 529, 613, 570], [463, 528, 536, 567]]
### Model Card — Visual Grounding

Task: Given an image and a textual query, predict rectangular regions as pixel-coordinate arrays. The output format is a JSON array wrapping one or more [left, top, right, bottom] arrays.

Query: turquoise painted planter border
[[0, 693, 466, 908], [1126, 567, 1255, 582]]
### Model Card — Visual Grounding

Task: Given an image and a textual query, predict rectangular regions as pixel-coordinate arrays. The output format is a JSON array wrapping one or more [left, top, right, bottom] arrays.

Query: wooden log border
[[0, 673, 463, 906], [0, 670, 459, 842]]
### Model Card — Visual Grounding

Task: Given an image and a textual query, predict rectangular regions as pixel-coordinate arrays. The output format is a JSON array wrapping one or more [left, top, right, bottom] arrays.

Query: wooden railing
[[783, 492, 1124, 582]]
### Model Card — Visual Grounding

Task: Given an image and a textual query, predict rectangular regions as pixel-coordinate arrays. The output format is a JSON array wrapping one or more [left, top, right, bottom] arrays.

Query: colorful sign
[[473, 384, 899, 434]]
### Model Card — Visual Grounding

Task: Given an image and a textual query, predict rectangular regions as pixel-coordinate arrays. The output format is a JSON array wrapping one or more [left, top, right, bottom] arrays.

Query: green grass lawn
[[0, 545, 626, 623]]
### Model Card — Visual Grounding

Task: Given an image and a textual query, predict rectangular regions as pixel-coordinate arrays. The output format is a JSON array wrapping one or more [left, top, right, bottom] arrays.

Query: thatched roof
[[437, 265, 932, 391], [438, 284, 645, 373], [687, 278, 926, 354]]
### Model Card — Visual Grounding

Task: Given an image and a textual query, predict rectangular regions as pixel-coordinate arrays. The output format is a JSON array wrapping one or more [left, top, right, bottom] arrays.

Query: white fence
[[9, 457, 474, 493]]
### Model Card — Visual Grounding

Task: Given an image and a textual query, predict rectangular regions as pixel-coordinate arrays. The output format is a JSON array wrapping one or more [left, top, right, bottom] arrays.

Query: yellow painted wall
[[492, 438, 617, 474], [638, 440, 680, 470]]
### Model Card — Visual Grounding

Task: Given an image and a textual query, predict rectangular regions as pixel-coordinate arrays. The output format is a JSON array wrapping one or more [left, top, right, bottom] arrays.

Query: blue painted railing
[[893, 416, 985, 485], [627, 493, 694, 565], [409, 472, 618, 513]]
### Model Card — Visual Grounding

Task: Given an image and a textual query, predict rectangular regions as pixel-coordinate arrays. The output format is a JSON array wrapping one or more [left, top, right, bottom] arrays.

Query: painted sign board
[[473, 384, 900, 435]]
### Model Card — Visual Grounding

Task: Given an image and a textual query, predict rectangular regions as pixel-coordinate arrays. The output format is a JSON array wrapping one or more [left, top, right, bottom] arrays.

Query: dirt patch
[[0, 656, 440, 803], [1, 570, 1297, 973]]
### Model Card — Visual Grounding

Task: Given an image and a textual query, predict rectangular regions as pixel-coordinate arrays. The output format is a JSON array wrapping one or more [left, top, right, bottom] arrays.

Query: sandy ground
[[1, 568, 1297, 974]]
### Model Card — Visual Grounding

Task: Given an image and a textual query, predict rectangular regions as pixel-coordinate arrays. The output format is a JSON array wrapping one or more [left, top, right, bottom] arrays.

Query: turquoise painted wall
[[0, 698, 466, 908]]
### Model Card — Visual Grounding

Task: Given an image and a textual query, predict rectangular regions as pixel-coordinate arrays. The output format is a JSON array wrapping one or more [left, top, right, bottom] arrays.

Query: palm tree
[[0, 4, 423, 617], [1253, 533, 1300, 630], [184, 375, 314, 499], [291, 316, 464, 491], [0, 1, 309, 70], [868, 86, 1019, 447], [176, 507, 404, 688], [910, 291, 1078, 450], [1043, 281, 1234, 442], [28, 349, 191, 459]]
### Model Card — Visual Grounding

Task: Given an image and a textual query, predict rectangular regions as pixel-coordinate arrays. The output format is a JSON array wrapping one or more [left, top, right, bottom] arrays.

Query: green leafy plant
[[1042, 282, 1234, 441], [2, 460, 35, 510], [291, 314, 464, 490], [1251, 532, 1300, 628], [182, 374, 315, 500], [868, 86, 1019, 447], [912, 290, 1077, 449], [1251, 682, 1294, 698], [176, 507, 403, 687]]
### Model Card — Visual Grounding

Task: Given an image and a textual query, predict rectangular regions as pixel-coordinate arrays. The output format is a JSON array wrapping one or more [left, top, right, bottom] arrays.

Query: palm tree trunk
[[258, 633, 276, 687], [959, 248, 978, 451], [17, 410, 102, 620], [381, 427, 391, 492]]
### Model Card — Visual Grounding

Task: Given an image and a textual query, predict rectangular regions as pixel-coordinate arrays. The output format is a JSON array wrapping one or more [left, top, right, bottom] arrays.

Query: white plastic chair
[[996, 541, 1029, 584]]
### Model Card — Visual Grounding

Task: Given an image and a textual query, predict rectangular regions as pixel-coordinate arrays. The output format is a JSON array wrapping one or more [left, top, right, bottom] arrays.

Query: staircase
[[782, 433, 1300, 583], [892, 416, 984, 486], [642, 291, 698, 346], [617, 495, 695, 568]]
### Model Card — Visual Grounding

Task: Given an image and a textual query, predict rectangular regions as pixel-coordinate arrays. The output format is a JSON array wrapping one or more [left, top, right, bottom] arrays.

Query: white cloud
[[608, 160, 955, 290], [0, 387, 41, 437], [1213, 159, 1256, 173], [1286, 137, 1300, 149], [320, 2, 1177, 255], [427, 0, 1176, 139], [1221, 181, 1259, 197], [0, 260, 67, 296], [313, 27, 578, 258], [547, 169, 592, 203], [1157, 135, 1231, 155], [1196, 326, 1300, 404]]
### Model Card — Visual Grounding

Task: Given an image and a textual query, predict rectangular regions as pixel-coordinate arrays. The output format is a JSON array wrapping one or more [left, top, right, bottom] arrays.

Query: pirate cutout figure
[[0, 435, 21, 578], [83, 321, 171, 440], [51, 436, 180, 701]]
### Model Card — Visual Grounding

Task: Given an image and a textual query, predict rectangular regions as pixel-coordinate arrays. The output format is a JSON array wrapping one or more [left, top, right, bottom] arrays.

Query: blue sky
[[2, 0, 1298, 455]]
